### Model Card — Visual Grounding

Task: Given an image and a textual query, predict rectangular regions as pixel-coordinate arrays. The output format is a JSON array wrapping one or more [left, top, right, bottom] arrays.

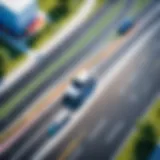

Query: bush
[[134, 123, 157, 160], [0, 48, 10, 77], [49, 3, 69, 21]]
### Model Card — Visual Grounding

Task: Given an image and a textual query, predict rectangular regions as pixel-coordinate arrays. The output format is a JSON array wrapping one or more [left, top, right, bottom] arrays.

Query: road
[[0, 0, 157, 131], [37, 20, 160, 160], [0, 0, 135, 157], [0, 0, 134, 130], [4, 8, 160, 160]]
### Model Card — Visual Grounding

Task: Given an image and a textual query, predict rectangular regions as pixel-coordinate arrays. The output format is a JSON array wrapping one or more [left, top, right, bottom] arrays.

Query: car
[[62, 70, 96, 110], [117, 19, 134, 35], [48, 108, 70, 136]]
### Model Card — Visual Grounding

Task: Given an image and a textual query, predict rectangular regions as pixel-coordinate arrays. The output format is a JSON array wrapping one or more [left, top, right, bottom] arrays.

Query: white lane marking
[[105, 121, 125, 144], [88, 118, 108, 141]]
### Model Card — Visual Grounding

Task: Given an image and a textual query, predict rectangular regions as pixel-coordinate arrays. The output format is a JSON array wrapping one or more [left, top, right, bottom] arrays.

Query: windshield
[[72, 79, 85, 89]]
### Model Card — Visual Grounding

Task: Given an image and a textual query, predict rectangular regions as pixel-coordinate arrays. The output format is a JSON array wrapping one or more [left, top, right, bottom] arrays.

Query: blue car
[[62, 70, 96, 110], [118, 19, 134, 35]]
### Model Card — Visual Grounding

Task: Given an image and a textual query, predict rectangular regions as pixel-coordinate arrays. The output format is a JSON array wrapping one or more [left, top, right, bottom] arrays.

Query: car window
[[72, 80, 85, 89]]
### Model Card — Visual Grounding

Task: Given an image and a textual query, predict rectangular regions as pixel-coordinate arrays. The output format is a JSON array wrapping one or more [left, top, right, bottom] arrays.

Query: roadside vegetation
[[0, 40, 25, 78], [116, 98, 160, 160], [28, 0, 84, 48], [0, 0, 83, 77]]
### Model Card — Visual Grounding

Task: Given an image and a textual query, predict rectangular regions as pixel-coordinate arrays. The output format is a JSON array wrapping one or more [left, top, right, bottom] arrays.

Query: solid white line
[[105, 121, 125, 144], [88, 118, 108, 141]]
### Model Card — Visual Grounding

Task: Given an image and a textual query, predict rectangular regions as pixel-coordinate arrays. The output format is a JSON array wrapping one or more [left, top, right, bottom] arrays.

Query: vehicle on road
[[48, 109, 70, 136], [62, 70, 96, 110], [117, 19, 134, 35]]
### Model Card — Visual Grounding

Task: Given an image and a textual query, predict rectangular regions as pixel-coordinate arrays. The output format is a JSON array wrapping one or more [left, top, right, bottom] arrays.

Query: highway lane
[[42, 22, 160, 160], [8, 11, 160, 160], [0, 0, 133, 130]]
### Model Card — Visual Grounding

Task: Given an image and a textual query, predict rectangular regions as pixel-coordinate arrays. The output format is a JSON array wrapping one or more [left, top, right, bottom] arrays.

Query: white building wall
[[0, 0, 38, 35]]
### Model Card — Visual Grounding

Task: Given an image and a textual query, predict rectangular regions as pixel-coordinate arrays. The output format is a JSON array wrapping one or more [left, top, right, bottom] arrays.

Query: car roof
[[74, 70, 91, 83], [53, 108, 70, 123], [65, 85, 80, 97]]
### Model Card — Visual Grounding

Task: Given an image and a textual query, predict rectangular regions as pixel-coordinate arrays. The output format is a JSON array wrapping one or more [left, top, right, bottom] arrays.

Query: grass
[[129, 0, 151, 17], [0, 0, 125, 119], [29, 0, 84, 49], [39, 0, 58, 12], [0, 40, 26, 75], [116, 98, 160, 160]]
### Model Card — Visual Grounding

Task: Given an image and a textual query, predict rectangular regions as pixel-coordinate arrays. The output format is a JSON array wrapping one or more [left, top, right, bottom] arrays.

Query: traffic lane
[[0, 0, 133, 130], [43, 27, 160, 159], [1, 101, 63, 160]]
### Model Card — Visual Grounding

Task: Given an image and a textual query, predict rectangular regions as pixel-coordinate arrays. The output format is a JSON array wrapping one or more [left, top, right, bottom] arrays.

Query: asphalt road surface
[[5, 10, 160, 160], [42, 21, 160, 160]]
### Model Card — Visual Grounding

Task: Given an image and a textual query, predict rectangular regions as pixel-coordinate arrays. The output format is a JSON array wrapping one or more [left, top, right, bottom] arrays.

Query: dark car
[[62, 70, 96, 110], [117, 19, 134, 35]]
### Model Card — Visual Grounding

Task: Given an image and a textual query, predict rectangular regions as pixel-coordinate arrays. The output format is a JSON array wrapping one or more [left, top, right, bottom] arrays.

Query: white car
[[47, 108, 70, 136], [62, 70, 96, 110]]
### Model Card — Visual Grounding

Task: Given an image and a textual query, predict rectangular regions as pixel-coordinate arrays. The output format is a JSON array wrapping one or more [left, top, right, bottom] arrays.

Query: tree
[[134, 123, 157, 160], [0, 48, 10, 78], [49, 0, 69, 21]]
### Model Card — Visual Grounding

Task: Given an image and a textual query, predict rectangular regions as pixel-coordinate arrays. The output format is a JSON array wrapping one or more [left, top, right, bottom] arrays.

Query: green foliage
[[49, 3, 69, 21], [0, 48, 10, 77], [134, 123, 157, 160]]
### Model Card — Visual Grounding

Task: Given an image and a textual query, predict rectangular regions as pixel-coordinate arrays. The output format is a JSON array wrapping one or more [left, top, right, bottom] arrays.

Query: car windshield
[[72, 80, 85, 89]]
